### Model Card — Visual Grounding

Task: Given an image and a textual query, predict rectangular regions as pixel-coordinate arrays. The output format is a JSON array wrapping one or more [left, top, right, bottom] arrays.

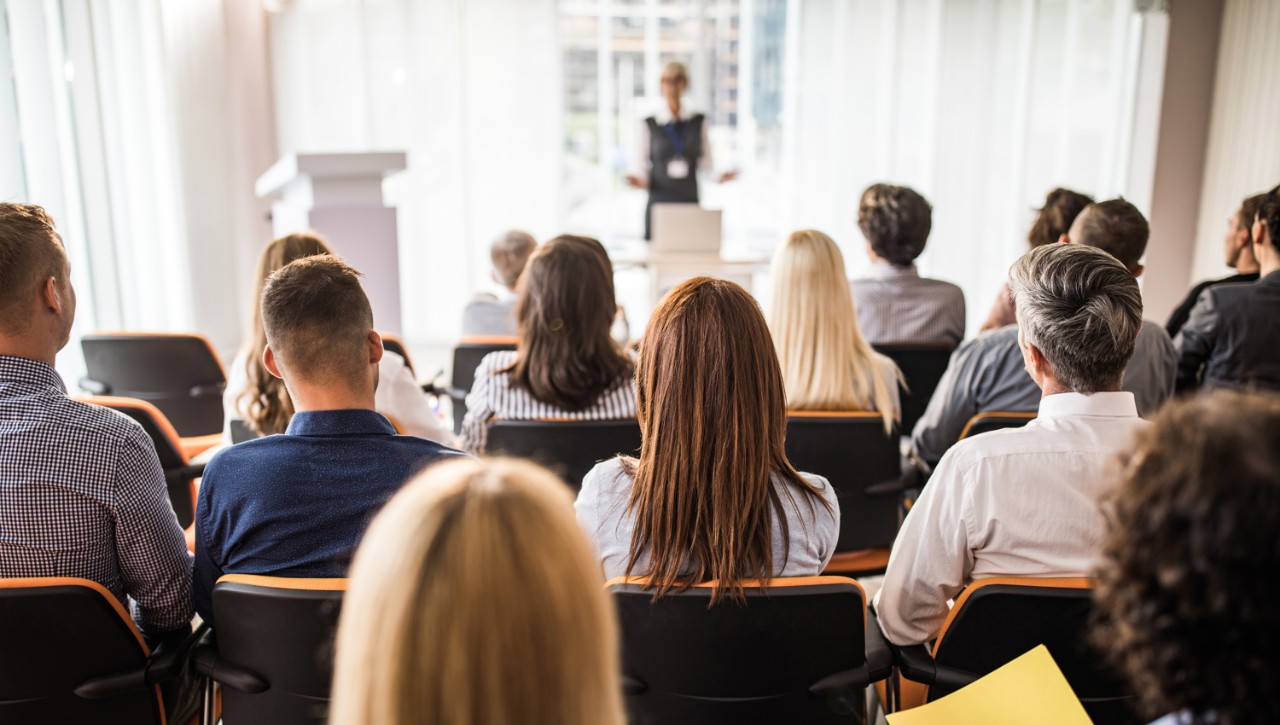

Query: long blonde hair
[[236, 232, 333, 435], [769, 229, 900, 432], [329, 458, 625, 725]]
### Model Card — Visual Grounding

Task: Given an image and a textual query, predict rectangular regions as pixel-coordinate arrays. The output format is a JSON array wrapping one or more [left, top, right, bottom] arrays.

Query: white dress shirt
[[221, 349, 455, 446], [875, 391, 1149, 645]]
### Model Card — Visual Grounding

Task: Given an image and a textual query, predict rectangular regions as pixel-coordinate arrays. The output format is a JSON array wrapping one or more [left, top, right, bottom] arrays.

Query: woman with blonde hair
[[769, 229, 901, 432], [575, 277, 839, 604], [330, 458, 625, 725], [223, 231, 453, 445]]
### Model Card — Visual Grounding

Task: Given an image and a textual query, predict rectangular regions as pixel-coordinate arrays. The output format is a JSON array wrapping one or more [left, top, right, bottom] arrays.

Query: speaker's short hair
[[261, 255, 374, 383]]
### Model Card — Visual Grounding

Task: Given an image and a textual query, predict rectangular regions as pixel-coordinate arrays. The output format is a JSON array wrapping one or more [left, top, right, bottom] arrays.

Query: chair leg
[[201, 678, 217, 725]]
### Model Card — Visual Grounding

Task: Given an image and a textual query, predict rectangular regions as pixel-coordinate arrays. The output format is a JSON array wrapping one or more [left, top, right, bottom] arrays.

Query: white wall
[[1190, 0, 1280, 284]]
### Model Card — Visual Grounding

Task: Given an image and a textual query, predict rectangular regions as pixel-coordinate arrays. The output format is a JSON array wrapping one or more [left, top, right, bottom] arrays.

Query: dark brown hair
[[1070, 198, 1149, 270], [1027, 188, 1093, 248], [1256, 185, 1280, 252], [261, 254, 373, 389], [0, 203, 66, 335], [1094, 391, 1280, 725], [856, 183, 933, 266], [238, 232, 334, 435], [624, 277, 831, 604], [507, 235, 632, 411], [1239, 192, 1269, 244]]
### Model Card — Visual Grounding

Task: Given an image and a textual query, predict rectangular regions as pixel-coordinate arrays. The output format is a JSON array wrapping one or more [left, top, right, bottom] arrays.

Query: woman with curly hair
[[1093, 390, 1280, 725]]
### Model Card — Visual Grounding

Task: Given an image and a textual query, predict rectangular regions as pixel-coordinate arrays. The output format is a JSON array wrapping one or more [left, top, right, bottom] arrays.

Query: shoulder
[[954, 326, 1018, 364], [57, 398, 151, 447], [479, 349, 518, 371], [582, 457, 633, 494], [1137, 319, 1175, 352], [921, 276, 965, 299]]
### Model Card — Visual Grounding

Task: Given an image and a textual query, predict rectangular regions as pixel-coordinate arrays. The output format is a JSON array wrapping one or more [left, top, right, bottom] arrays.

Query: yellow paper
[[886, 645, 1094, 725]]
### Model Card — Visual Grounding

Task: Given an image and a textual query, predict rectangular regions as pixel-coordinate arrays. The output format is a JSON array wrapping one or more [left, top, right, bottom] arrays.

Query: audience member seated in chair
[[1175, 186, 1280, 393], [1165, 191, 1267, 338], [0, 203, 193, 640], [979, 187, 1093, 333], [223, 231, 454, 446], [331, 457, 624, 725], [769, 229, 901, 430], [1093, 391, 1280, 725], [876, 244, 1149, 646], [575, 277, 839, 600], [911, 197, 1176, 470], [195, 255, 466, 627], [850, 183, 965, 347], [461, 229, 537, 337], [460, 235, 636, 454]]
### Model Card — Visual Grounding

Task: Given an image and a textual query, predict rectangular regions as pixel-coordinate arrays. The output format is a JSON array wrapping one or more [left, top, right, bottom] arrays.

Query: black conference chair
[[379, 332, 415, 375], [873, 344, 955, 435], [486, 419, 642, 491], [75, 396, 202, 530], [0, 577, 200, 724], [890, 577, 1140, 724], [610, 576, 891, 725], [446, 336, 517, 433], [785, 412, 903, 575], [196, 575, 346, 725], [958, 411, 1036, 440], [80, 333, 226, 458]]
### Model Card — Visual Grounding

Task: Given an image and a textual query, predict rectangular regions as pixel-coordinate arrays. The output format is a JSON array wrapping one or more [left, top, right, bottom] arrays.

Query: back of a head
[[629, 276, 824, 604], [769, 230, 897, 428], [260, 254, 373, 386], [1240, 192, 1269, 244], [331, 458, 624, 725], [856, 183, 933, 266], [510, 235, 631, 411], [0, 203, 65, 336], [1258, 185, 1280, 251], [1008, 243, 1142, 393], [490, 230, 537, 290], [1094, 391, 1280, 725], [239, 232, 335, 435], [1068, 198, 1149, 270], [1027, 187, 1093, 248]]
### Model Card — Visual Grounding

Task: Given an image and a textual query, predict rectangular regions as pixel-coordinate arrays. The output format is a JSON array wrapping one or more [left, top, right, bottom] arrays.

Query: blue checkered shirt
[[0, 354, 193, 635]]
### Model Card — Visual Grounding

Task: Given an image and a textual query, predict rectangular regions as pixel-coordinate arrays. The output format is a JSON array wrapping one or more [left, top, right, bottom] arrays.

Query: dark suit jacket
[[1174, 271, 1280, 393], [1165, 272, 1259, 338]]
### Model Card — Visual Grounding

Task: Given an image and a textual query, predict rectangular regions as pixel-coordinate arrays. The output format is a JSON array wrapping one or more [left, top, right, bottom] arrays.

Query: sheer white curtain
[[269, 0, 563, 353], [783, 0, 1152, 334]]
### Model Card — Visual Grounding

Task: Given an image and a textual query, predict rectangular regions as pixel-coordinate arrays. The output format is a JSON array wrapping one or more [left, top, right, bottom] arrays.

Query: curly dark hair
[[856, 184, 932, 266], [1027, 187, 1093, 248], [1093, 391, 1280, 725]]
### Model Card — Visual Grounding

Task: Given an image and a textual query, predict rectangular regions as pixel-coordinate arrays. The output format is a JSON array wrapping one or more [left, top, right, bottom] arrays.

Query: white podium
[[255, 152, 408, 334]]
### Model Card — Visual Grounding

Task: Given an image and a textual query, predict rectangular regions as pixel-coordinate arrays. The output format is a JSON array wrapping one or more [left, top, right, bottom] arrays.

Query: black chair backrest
[[380, 334, 413, 375], [449, 338, 517, 432], [486, 419, 642, 491], [959, 411, 1036, 440], [611, 577, 869, 725], [78, 396, 196, 529], [80, 334, 226, 437], [211, 576, 346, 725], [785, 413, 901, 551], [0, 578, 163, 724], [931, 579, 1139, 724], [872, 344, 954, 434]]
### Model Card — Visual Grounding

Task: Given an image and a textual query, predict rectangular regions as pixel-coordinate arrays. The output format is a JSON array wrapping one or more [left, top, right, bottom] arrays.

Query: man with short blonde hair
[[461, 230, 537, 336], [0, 202, 193, 639]]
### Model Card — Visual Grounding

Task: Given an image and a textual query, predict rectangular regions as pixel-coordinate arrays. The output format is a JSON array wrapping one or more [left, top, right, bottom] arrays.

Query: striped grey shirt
[[851, 262, 966, 347], [459, 350, 637, 454]]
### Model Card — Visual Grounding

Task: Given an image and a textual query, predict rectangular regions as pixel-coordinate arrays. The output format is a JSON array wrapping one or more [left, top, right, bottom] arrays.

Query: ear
[[368, 330, 384, 364], [263, 346, 284, 379], [1058, 234, 1071, 245], [1130, 263, 1144, 279], [42, 277, 63, 314]]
